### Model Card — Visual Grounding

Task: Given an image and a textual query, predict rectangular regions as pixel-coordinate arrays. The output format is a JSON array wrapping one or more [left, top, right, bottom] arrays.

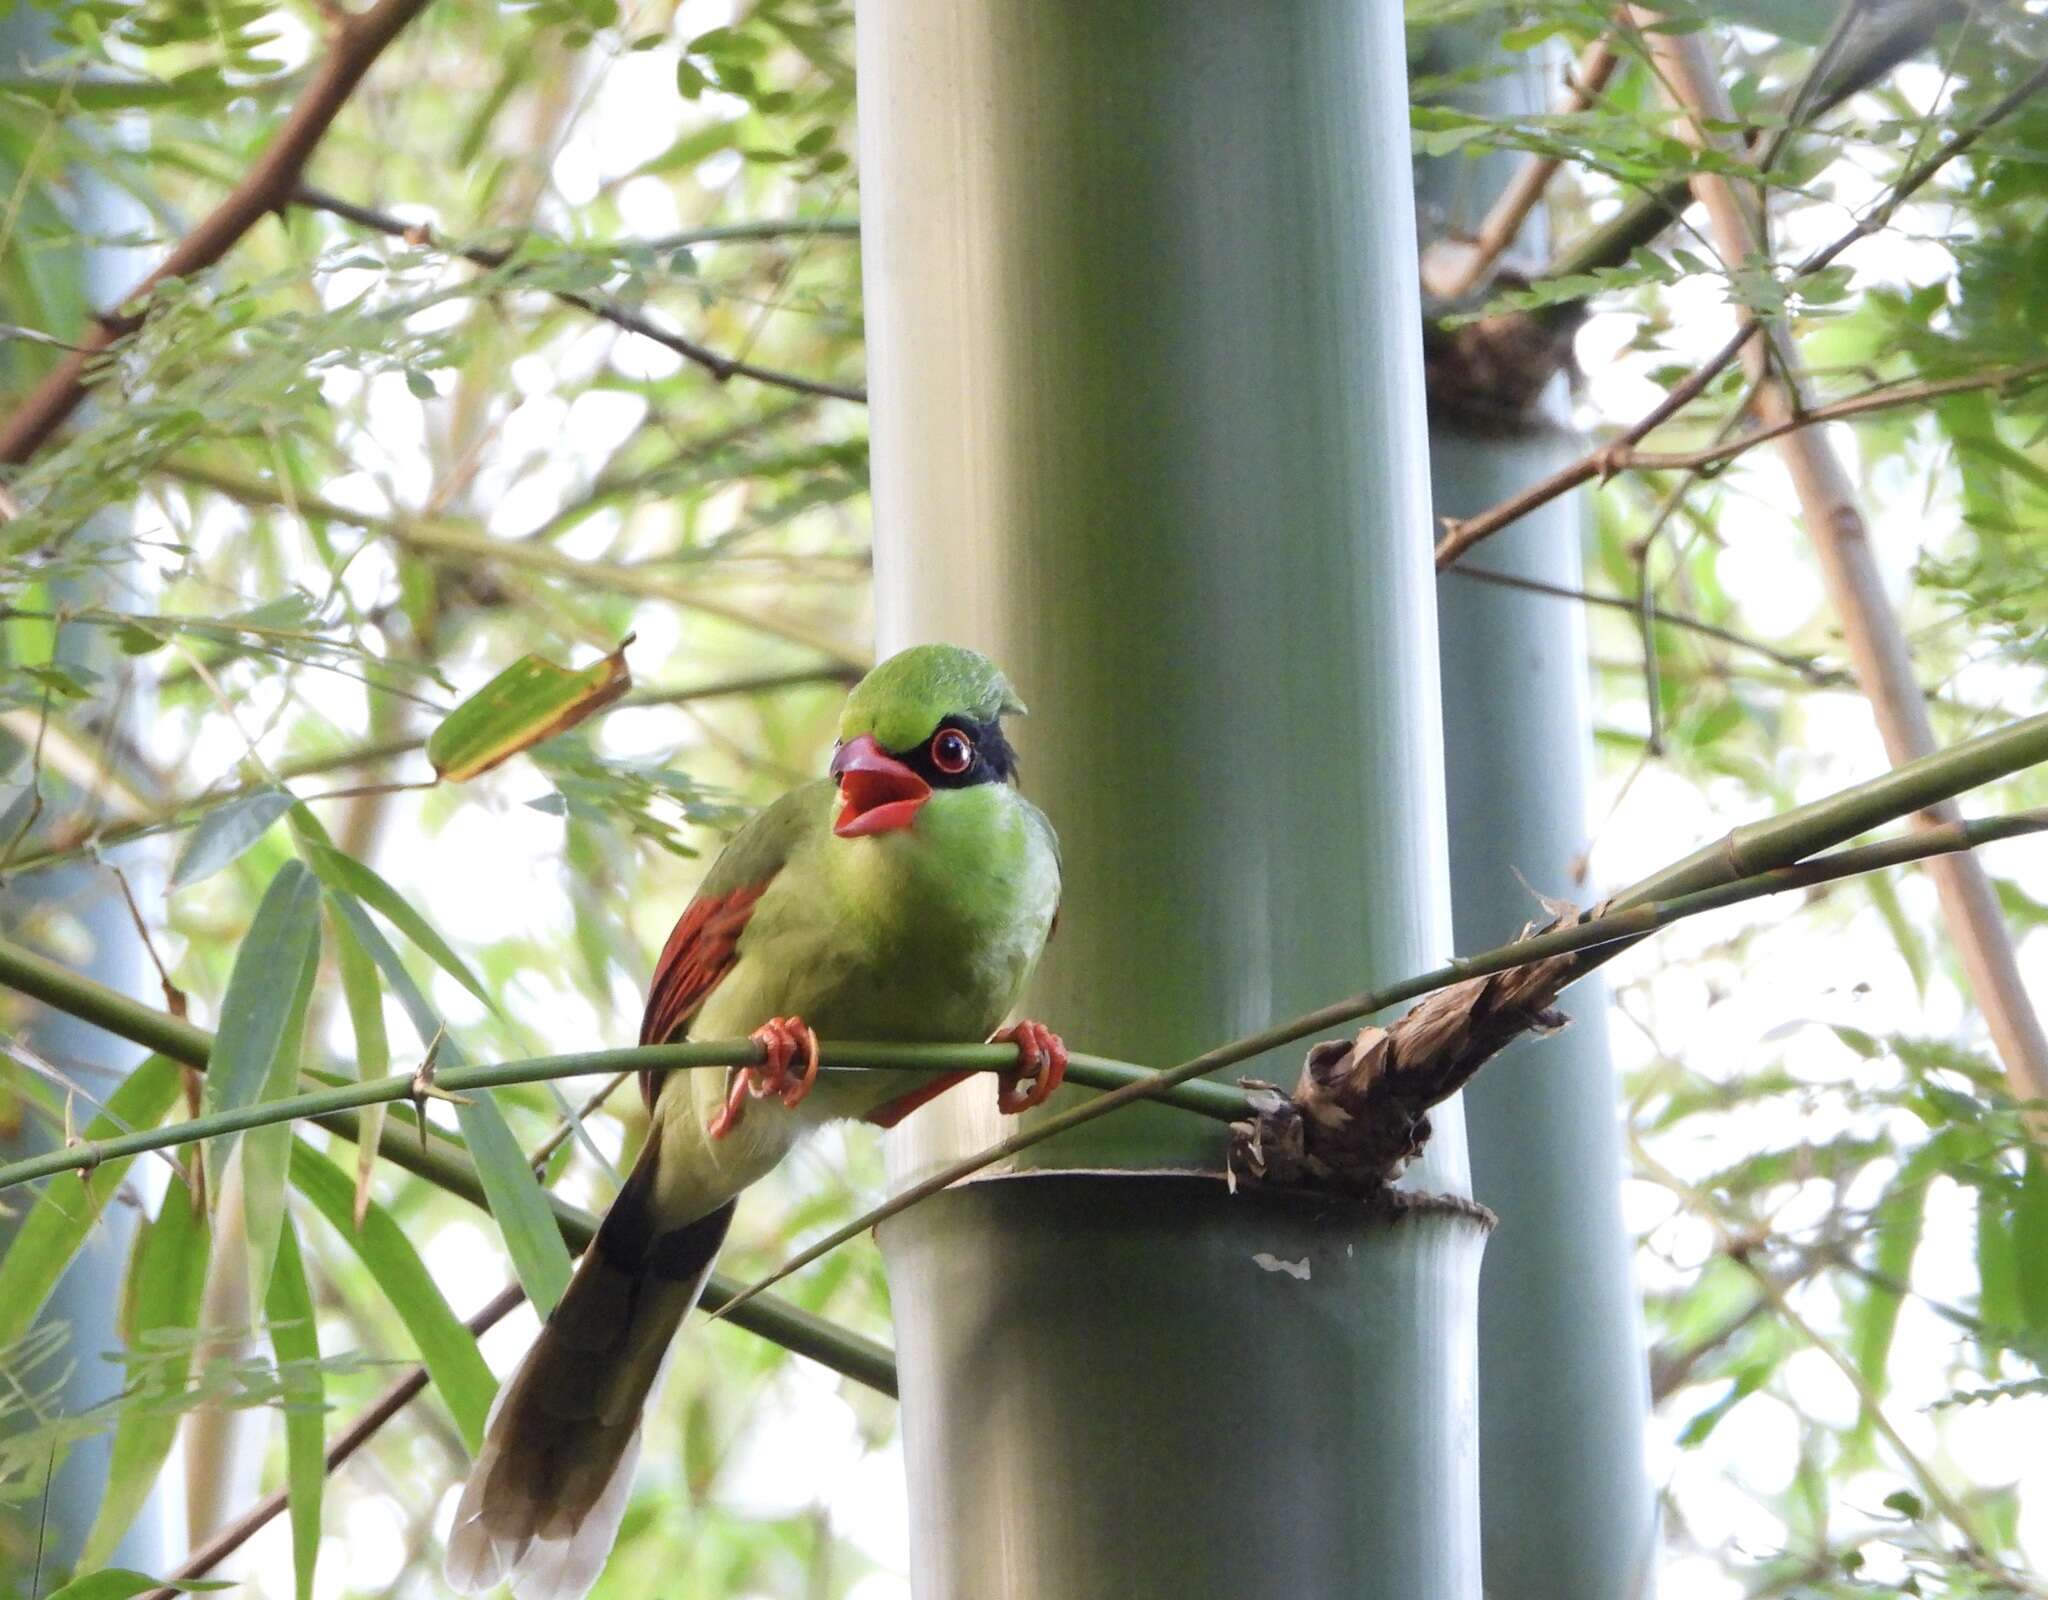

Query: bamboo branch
[[1610, 358, 2048, 475], [710, 707, 2048, 1317], [1633, 8, 2048, 1126], [292, 185, 866, 404], [0, 939, 898, 1391], [11, 714, 2047, 1347], [1432, 53, 2048, 567], [0, 1037, 1244, 1192], [0, 0, 441, 466]]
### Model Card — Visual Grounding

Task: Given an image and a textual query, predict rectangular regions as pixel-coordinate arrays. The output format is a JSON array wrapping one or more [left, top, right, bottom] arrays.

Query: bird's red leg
[[707, 1017, 819, 1139], [993, 1020, 1067, 1114]]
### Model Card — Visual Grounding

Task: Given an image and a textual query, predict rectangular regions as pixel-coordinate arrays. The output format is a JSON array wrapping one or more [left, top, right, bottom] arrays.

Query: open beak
[[830, 734, 932, 837]]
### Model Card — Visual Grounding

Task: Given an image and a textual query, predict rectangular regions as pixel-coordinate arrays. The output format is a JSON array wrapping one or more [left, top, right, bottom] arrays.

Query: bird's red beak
[[831, 735, 931, 837]]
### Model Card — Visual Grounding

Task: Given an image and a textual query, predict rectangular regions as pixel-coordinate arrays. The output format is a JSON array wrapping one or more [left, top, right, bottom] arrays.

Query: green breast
[[690, 781, 1060, 1047]]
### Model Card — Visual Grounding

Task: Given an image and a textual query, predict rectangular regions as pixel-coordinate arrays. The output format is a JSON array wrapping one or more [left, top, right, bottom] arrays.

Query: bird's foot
[[707, 1016, 820, 1139], [993, 1020, 1067, 1113]]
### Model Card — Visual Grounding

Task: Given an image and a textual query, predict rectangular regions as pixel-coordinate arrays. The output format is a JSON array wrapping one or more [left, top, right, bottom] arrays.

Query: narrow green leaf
[[42, 1573, 232, 1600], [204, 861, 322, 1172], [289, 1140, 495, 1451], [0, 1055, 184, 1349], [1979, 1188, 2021, 1333], [425, 642, 632, 782], [330, 903, 391, 1229], [79, 1175, 213, 1569], [303, 844, 497, 1016], [242, 924, 321, 1312], [321, 890, 573, 1316], [1850, 1144, 1936, 1451], [2015, 1151, 2048, 1335], [266, 1217, 325, 1600], [169, 788, 295, 888]]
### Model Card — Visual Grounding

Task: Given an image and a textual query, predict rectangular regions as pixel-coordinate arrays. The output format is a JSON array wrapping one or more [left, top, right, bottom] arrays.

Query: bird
[[444, 642, 1065, 1600]]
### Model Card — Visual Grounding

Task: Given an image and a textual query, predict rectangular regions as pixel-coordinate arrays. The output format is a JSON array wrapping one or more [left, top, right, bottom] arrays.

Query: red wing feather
[[638, 881, 769, 1111]]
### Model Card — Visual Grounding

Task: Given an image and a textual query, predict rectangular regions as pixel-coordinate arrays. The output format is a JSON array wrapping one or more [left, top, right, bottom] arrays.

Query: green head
[[837, 643, 1025, 751], [829, 644, 1027, 838]]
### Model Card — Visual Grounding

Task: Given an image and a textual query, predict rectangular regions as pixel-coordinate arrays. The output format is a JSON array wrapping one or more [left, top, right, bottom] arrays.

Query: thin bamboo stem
[[0, 1038, 1243, 1192]]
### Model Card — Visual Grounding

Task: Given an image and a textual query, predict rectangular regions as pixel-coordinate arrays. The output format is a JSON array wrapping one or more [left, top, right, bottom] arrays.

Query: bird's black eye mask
[[895, 715, 1018, 789]]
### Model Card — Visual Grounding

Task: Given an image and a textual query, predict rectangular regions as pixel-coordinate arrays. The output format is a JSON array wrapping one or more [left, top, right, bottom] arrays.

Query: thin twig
[[1621, 357, 2048, 474], [292, 185, 866, 403], [0, 665, 859, 882], [1433, 55, 2048, 567], [1449, 564, 1841, 682], [0, 0, 442, 465]]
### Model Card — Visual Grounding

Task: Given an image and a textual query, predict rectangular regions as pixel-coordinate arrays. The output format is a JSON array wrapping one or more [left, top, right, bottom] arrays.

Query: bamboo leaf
[[425, 641, 632, 782], [1979, 1188, 2020, 1333], [42, 1574, 232, 1600], [289, 1140, 496, 1451], [78, 1174, 212, 1569], [303, 844, 497, 1017], [266, 1217, 325, 1600], [1850, 1143, 1934, 1419], [329, 903, 391, 1228], [203, 861, 322, 1174], [2016, 1150, 2048, 1335], [169, 787, 295, 888], [320, 890, 573, 1317], [0, 1055, 184, 1348], [242, 923, 321, 1310]]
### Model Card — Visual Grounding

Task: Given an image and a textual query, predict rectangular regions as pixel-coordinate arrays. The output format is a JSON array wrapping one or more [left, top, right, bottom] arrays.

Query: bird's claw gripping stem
[[708, 1016, 820, 1139], [993, 1020, 1067, 1114]]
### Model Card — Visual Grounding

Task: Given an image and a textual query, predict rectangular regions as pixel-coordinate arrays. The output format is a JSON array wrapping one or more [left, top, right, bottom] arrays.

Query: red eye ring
[[929, 727, 974, 775]]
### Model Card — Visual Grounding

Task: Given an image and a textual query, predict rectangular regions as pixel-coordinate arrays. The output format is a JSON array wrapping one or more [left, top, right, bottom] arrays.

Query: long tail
[[445, 1145, 733, 1600]]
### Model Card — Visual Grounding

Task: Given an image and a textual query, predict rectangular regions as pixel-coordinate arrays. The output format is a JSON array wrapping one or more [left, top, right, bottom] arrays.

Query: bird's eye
[[929, 728, 974, 775]]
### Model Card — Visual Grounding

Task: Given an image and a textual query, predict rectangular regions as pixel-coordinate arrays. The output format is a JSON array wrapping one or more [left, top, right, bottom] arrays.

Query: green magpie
[[446, 643, 1065, 1600]]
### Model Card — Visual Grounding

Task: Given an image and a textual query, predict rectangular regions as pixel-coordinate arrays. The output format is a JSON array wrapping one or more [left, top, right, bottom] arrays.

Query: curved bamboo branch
[[0, 1035, 1243, 1192], [712, 704, 2048, 1316]]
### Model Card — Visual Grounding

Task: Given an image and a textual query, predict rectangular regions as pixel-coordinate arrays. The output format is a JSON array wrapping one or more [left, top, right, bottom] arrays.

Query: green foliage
[[0, 0, 2044, 1595]]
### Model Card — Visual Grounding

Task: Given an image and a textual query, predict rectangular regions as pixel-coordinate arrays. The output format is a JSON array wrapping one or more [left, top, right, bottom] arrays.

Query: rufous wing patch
[[637, 881, 769, 1111]]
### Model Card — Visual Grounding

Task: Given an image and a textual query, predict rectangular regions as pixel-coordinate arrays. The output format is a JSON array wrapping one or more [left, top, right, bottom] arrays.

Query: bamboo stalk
[[1632, 10, 2048, 1122]]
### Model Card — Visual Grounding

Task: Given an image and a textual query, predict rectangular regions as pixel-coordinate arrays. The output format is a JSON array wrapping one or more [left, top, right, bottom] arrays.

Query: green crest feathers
[[838, 643, 1026, 752]]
